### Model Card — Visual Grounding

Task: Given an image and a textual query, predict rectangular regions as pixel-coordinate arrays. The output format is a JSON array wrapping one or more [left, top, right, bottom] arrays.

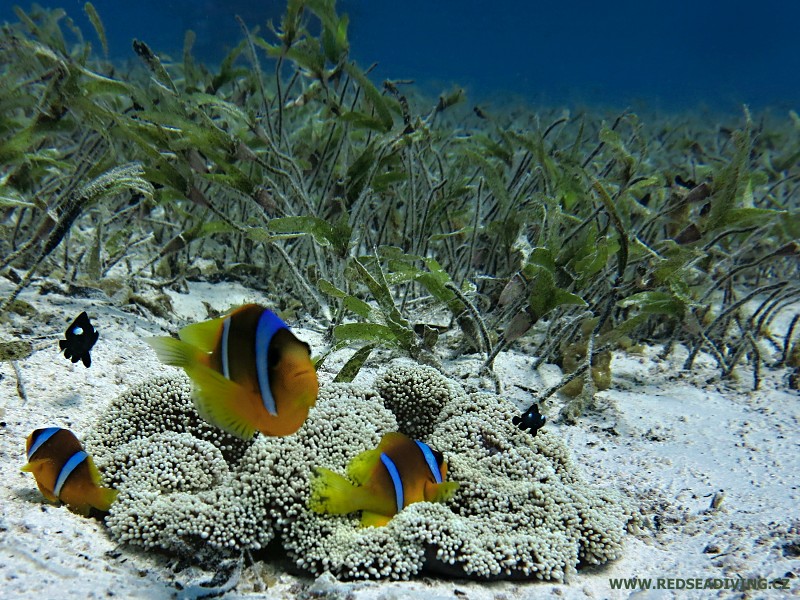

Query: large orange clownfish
[[22, 427, 117, 515], [147, 304, 318, 440], [309, 432, 459, 527]]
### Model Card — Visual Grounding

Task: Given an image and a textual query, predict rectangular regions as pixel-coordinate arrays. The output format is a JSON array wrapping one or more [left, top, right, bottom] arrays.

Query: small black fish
[[674, 175, 697, 189], [59, 312, 98, 368], [512, 403, 546, 436]]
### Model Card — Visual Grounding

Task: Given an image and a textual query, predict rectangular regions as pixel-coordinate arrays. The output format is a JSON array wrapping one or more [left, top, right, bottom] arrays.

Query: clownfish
[[22, 427, 117, 515], [309, 432, 459, 527], [147, 304, 318, 440]]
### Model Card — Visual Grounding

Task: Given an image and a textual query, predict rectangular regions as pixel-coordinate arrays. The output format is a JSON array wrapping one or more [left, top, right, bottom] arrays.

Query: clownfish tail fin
[[93, 486, 118, 512], [85, 458, 118, 511], [308, 467, 363, 515], [146, 336, 203, 369], [178, 317, 225, 352]]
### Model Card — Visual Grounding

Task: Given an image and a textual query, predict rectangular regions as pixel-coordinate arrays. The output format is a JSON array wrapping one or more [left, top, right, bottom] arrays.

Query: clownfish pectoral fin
[[345, 448, 383, 486], [189, 363, 257, 440], [146, 336, 204, 369], [178, 317, 225, 352], [146, 336, 256, 439], [35, 481, 59, 503], [309, 467, 364, 516], [23, 460, 57, 501], [360, 511, 392, 528], [21, 459, 45, 473], [425, 480, 460, 504]]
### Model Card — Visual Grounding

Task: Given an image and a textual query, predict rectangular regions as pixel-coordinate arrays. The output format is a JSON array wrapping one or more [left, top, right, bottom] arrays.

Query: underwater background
[[2, 0, 799, 112], [2, 0, 800, 594]]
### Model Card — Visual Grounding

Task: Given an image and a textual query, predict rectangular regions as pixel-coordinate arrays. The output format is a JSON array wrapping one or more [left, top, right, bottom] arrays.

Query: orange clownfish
[[22, 427, 117, 516], [309, 432, 459, 527], [147, 303, 318, 440]]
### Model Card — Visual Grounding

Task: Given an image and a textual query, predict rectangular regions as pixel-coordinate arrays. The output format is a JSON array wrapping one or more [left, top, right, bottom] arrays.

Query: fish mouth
[[292, 368, 315, 379]]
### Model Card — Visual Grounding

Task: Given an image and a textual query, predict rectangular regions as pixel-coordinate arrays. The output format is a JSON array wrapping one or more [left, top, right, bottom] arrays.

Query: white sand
[[1, 279, 797, 599]]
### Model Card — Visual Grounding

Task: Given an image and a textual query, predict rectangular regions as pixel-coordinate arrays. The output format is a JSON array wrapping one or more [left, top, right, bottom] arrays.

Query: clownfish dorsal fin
[[377, 432, 410, 451], [189, 362, 258, 440], [346, 448, 383, 485], [360, 510, 392, 527], [178, 317, 226, 353]]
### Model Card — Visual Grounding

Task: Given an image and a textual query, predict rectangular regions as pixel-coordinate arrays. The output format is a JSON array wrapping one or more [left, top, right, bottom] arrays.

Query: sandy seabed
[[0, 278, 798, 599]]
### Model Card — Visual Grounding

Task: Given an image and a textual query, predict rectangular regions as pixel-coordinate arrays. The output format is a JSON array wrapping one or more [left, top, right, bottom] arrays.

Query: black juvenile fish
[[513, 403, 546, 436], [59, 312, 98, 368]]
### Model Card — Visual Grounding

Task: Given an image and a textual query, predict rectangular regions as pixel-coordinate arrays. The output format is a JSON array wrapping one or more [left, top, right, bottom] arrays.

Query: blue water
[[2, 0, 798, 111]]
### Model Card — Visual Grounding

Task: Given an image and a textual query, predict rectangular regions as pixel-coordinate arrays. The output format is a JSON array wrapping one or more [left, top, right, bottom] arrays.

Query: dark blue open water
[[2, 0, 798, 112]]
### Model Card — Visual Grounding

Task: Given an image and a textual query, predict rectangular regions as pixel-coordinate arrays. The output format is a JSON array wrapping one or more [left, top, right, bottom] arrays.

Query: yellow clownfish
[[309, 432, 459, 527], [147, 304, 318, 440], [22, 427, 117, 516]]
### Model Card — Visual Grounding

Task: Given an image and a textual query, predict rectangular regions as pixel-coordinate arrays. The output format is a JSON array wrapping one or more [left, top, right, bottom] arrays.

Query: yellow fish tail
[[85, 457, 118, 511], [92, 486, 118, 512], [309, 467, 365, 515], [146, 336, 203, 369], [177, 317, 225, 351]]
